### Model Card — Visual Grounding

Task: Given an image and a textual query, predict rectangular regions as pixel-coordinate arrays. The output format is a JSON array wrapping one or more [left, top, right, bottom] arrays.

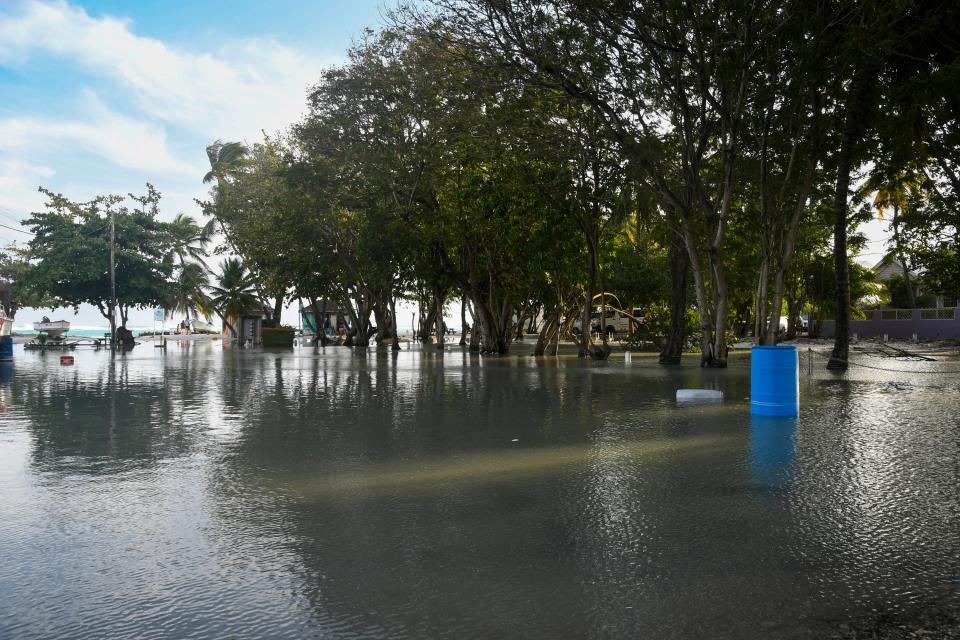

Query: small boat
[[25, 319, 77, 351], [190, 318, 216, 333], [33, 320, 70, 340]]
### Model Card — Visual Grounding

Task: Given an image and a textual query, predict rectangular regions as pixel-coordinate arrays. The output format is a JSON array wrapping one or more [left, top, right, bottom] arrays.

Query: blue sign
[[154, 309, 164, 322]]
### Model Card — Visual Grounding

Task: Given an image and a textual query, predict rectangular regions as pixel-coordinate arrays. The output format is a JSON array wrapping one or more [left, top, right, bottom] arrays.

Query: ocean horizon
[[14, 325, 162, 338]]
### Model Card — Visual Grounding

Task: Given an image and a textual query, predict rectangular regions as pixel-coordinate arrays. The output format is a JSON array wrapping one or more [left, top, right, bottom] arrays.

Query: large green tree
[[20, 186, 177, 339]]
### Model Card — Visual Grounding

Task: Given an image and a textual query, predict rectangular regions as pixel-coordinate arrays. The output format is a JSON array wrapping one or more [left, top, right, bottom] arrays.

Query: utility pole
[[109, 205, 117, 350]]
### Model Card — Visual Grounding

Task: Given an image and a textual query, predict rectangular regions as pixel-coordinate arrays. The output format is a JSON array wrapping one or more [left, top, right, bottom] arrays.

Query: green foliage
[[0, 248, 53, 314], [885, 273, 931, 309], [19, 186, 177, 324], [207, 258, 260, 321], [805, 254, 886, 321], [198, 5, 960, 355]]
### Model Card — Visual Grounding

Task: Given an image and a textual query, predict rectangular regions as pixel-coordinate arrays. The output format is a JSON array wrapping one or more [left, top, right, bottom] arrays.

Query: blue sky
[[0, 0, 388, 327]]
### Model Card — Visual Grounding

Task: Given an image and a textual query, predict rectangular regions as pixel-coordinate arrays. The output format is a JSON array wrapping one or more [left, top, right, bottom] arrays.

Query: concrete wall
[[819, 308, 960, 340]]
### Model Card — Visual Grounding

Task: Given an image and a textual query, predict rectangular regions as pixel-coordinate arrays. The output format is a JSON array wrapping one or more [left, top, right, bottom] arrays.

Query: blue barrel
[[0, 336, 12, 361], [750, 345, 798, 416]]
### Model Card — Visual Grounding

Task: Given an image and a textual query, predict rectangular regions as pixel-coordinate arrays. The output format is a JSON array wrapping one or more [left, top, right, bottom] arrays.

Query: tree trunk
[[756, 256, 771, 344], [579, 246, 595, 358], [318, 298, 329, 347], [214, 308, 237, 339], [270, 296, 283, 328], [345, 294, 372, 347], [709, 248, 730, 367], [434, 291, 445, 350], [372, 298, 390, 347], [533, 313, 556, 356], [891, 203, 916, 308], [390, 296, 400, 351], [514, 312, 525, 342], [680, 222, 714, 367], [598, 253, 609, 347], [785, 292, 801, 340], [465, 289, 512, 354], [459, 297, 467, 346], [769, 98, 823, 346], [421, 297, 437, 344], [829, 63, 877, 370], [466, 298, 480, 352], [660, 233, 688, 365]]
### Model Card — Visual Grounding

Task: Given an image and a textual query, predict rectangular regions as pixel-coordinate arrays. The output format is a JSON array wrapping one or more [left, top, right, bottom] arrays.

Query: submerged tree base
[[590, 344, 612, 360]]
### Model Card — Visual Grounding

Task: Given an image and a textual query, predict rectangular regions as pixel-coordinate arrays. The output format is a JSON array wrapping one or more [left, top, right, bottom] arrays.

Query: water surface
[[1, 342, 958, 638]]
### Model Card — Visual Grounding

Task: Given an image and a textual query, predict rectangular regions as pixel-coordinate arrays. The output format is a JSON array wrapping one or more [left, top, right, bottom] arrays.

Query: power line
[[0, 210, 25, 227], [0, 222, 33, 236]]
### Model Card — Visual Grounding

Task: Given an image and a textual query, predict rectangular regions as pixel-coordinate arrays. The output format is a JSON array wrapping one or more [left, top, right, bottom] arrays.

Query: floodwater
[[0, 341, 958, 639]]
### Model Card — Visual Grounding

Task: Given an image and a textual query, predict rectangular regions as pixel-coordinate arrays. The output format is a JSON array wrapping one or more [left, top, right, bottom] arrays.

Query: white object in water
[[676, 389, 724, 403], [624, 351, 632, 363], [33, 320, 70, 339]]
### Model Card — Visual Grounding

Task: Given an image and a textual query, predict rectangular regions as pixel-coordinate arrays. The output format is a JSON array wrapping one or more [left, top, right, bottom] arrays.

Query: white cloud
[[0, 159, 55, 218], [0, 0, 340, 221], [0, 0, 336, 138], [0, 90, 194, 176]]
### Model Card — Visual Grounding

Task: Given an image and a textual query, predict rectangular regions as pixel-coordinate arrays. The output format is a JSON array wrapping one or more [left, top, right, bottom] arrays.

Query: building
[[300, 300, 348, 337], [223, 311, 264, 345]]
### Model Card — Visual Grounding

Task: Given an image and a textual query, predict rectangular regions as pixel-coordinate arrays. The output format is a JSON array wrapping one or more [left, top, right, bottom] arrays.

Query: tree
[[20, 186, 176, 336], [168, 262, 211, 324], [410, 1, 789, 366], [0, 246, 53, 315], [207, 258, 260, 337]]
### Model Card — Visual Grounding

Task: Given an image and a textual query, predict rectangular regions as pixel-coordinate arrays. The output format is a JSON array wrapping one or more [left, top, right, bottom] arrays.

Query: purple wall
[[819, 308, 960, 340]]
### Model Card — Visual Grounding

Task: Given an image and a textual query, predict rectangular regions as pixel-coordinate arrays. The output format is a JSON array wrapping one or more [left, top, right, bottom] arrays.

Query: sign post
[[154, 309, 165, 349]]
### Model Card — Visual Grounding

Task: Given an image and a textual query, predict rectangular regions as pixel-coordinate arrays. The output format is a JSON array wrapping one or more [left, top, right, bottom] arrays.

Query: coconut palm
[[169, 213, 215, 270], [168, 262, 212, 325], [203, 140, 248, 187], [207, 258, 260, 337]]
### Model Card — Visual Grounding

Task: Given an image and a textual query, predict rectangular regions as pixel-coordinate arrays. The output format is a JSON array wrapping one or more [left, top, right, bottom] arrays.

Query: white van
[[572, 308, 641, 336]]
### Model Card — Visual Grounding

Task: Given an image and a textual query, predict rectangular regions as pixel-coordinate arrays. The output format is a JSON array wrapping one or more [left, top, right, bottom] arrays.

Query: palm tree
[[169, 262, 212, 325], [207, 258, 260, 338], [203, 140, 248, 187], [202, 140, 248, 262], [169, 213, 215, 270]]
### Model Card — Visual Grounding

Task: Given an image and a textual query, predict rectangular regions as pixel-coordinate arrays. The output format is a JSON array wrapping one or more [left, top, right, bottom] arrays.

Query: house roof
[[302, 299, 344, 315], [871, 255, 916, 280]]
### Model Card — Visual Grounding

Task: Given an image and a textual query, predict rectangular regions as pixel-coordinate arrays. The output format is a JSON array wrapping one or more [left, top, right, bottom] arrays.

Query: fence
[[820, 308, 960, 340]]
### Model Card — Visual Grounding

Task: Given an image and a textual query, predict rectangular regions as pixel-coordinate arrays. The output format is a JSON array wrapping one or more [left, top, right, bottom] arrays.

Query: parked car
[[572, 308, 643, 336]]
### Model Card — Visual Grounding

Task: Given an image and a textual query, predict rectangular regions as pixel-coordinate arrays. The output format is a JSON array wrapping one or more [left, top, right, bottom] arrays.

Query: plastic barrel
[[0, 336, 12, 361], [750, 345, 799, 416]]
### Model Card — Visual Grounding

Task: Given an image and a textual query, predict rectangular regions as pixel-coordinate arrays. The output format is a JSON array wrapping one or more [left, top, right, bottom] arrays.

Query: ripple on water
[[0, 345, 958, 639]]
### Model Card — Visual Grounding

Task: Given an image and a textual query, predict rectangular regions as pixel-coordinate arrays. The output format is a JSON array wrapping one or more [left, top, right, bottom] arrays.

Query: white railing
[[919, 307, 956, 320], [880, 309, 913, 321]]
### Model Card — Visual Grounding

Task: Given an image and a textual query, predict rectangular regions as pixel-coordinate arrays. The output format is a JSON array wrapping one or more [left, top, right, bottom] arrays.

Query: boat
[[33, 320, 70, 340], [25, 319, 77, 351], [0, 308, 12, 337], [190, 318, 217, 333]]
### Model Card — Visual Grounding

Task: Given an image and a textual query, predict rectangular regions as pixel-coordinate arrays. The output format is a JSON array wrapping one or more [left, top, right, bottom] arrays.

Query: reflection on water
[[749, 415, 796, 490], [0, 344, 958, 639]]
